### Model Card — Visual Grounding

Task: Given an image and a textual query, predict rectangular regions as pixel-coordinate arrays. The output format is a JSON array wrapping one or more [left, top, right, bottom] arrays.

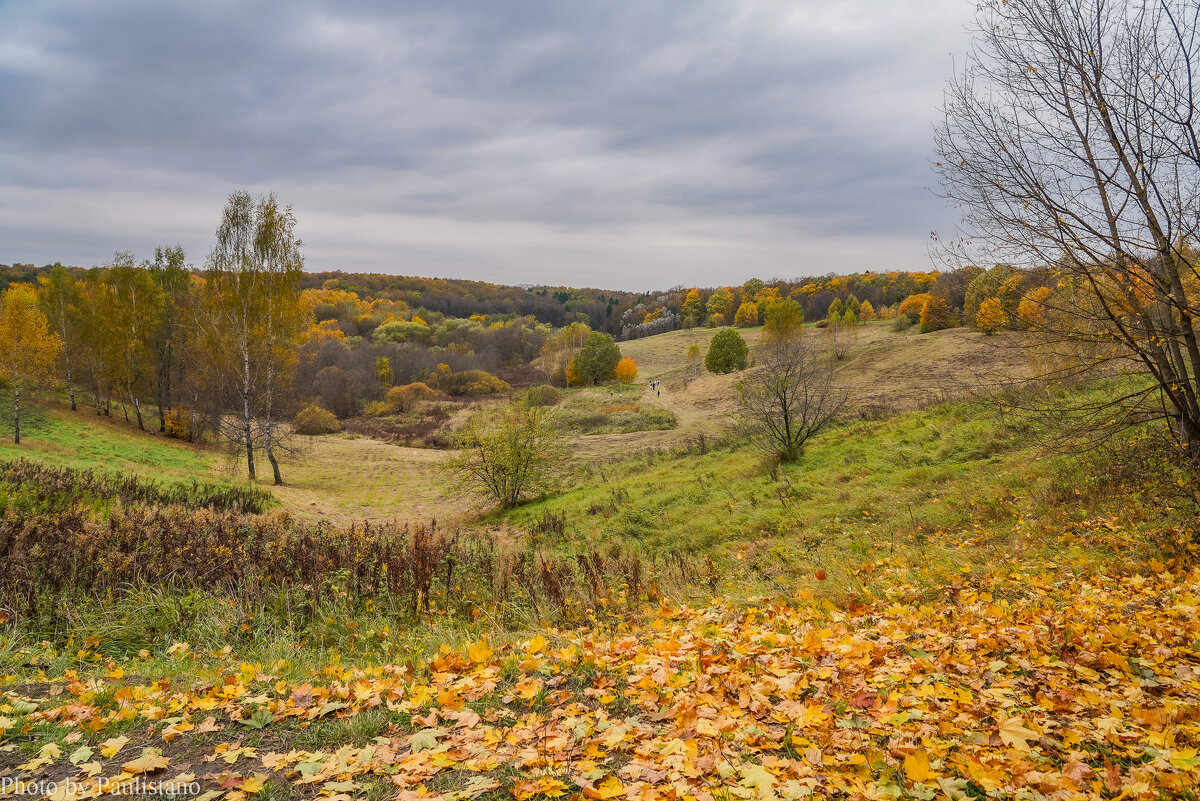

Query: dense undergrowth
[[0, 458, 273, 516], [0, 462, 699, 660]]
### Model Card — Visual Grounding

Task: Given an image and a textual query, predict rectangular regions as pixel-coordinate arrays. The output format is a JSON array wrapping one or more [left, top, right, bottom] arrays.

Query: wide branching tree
[[446, 396, 567, 509], [936, 0, 1200, 455], [736, 335, 846, 463]]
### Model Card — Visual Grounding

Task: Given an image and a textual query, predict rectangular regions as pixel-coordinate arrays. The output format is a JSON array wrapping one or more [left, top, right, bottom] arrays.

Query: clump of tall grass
[[0, 489, 699, 648]]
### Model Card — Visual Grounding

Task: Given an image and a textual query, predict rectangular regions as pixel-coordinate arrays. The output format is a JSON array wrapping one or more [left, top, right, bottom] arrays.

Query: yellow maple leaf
[[584, 775, 625, 800], [197, 716, 222, 733], [998, 717, 1040, 751], [162, 719, 195, 742], [240, 774, 267, 793], [100, 735, 129, 758], [904, 749, 936, 782], [468, 640, 492, 663], [512, 678, 543, 700], [740, 763, 777, 798], [527, 634, 548, 654], [122, 747, 170, 774]]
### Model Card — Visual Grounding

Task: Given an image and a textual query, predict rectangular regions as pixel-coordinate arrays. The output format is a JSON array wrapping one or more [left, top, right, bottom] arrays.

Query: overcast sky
[[0, 0, 974, 290]]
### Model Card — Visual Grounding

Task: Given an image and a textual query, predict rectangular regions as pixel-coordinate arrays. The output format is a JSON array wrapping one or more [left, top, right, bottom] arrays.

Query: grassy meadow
[[0, 404, 219, 482], [2, 325, 1199, 800]]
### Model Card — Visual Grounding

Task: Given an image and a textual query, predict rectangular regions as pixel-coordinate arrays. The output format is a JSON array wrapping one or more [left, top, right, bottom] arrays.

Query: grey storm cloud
[[0, 0, 974, 289]]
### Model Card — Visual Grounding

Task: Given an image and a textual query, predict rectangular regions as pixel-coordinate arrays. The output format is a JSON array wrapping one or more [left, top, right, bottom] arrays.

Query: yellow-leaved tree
[[0, 284, 63, 443], [614, 357, 637, 384], [733, 302, 759, 327], [976, 296, 1007, 335]]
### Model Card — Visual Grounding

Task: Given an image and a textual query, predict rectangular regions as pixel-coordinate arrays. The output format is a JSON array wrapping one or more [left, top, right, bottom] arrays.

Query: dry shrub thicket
[[0, 461, 696, 633]]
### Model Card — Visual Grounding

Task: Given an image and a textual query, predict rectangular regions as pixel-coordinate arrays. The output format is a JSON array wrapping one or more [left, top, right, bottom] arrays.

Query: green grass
[[499, 384, 1177, 602], [555, 383, 676, 435], [0, 402, 218, 483], [507, 398, 1026, 549]]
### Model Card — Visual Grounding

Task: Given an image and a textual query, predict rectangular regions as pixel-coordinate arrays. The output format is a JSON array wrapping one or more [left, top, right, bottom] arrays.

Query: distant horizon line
[[0, 259, 940, 296]]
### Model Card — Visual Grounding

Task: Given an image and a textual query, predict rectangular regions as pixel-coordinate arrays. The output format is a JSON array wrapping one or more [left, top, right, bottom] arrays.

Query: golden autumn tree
[[680, 289, 704, 327], [975, 297, 1007, 335], [919, 295, 952, 332], [614, 357, 637, 384], [564, 356, 585, 387], [0, 284, 63, 444], [733, 302, 759, 327], [1016, 286, 1052, 330], [859, 300, 876, 322]]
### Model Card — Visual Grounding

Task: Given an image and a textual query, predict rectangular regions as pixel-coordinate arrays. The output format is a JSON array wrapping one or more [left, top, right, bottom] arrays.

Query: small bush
[[293, 404, 343, 435], [363, 400, 393, 417], [527, 384, 563, 407], [437, 369, 511, 397], [163, 406, 202, 441], [386, 382, 441, 412], [614, 357, 638, 384]]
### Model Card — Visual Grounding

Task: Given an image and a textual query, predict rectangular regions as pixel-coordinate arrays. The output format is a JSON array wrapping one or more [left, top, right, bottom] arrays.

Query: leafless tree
[[736, 336, 847, 463], [935, 0, 1200, 455]]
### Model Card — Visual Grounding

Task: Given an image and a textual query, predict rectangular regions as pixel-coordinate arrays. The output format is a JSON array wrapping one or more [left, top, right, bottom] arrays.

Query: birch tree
[[37, 264, 81, 411], [147, 245, 192, 433], [102, 251, 162, 431], [201, 191, 306, 483]]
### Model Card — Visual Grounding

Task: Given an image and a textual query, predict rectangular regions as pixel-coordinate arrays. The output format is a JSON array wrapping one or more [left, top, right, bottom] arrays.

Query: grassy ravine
[[2, 387, 1200, 798], [0, 404, 219, 482], [500, 388, 1177, 602]]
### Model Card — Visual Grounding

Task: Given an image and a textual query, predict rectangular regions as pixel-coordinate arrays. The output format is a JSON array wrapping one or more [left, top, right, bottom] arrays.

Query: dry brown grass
[[586, 322, 1033, 459], [244, 435, 467, 525]]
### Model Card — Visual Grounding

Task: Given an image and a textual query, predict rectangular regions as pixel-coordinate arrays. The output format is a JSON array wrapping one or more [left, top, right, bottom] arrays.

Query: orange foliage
[[614, 357, 637, 384], [565, 356, 585, 387]]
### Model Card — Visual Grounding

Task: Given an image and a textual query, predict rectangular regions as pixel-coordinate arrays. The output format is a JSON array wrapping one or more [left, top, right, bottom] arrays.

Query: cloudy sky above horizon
[[0, 0, 974, 290]]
